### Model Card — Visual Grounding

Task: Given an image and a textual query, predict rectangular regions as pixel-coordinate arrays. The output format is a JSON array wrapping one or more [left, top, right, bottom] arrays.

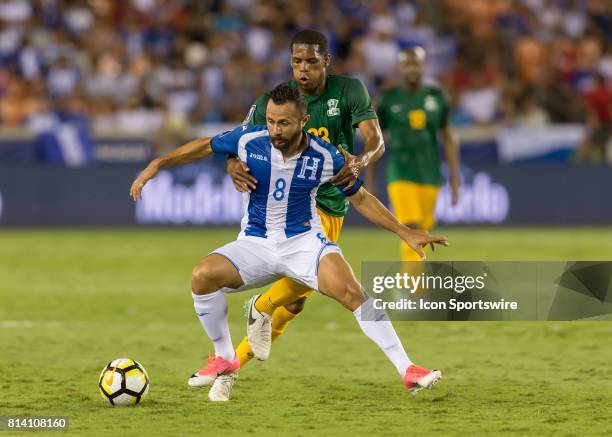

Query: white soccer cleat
[[246, 294, 272, 360], [208, 373, 238, 402]]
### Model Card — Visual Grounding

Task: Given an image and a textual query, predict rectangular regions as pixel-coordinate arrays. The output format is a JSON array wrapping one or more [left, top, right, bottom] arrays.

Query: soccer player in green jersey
[[225, 30, 386, 367], [374, 46, 460, 262]]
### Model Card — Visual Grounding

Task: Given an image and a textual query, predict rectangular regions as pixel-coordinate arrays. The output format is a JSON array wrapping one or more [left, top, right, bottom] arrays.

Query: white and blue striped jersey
[[211, 125, 362, 241]]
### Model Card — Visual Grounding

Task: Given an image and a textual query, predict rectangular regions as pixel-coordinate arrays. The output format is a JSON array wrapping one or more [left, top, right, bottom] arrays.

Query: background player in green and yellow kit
[[374, 46, 460, 262], [225, 29, 385, 367]]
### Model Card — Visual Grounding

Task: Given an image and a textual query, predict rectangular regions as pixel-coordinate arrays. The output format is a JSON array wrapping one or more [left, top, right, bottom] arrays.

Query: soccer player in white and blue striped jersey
[[130, 85, 447, 401]]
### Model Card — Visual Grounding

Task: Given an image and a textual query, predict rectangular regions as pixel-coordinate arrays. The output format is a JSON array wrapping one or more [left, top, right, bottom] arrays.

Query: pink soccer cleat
[[403, 364, 442, 395], [188, 356, 240, 388]]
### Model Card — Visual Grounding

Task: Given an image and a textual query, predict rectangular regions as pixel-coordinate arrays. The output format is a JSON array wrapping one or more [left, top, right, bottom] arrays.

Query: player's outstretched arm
[[330, 119, 385, 191], [130, 136, 213, 201], [347, 186, 448, 259], [441, 125, 460, 205]]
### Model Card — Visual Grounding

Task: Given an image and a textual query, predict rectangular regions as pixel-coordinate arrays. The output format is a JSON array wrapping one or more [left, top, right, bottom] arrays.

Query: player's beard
[[271, 129, 302, 152]]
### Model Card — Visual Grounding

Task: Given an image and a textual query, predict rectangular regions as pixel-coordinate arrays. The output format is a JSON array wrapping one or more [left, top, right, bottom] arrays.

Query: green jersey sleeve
[[345, 78, 377, 127]]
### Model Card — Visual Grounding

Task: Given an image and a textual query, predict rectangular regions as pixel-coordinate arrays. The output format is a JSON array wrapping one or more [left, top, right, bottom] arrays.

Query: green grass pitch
[[1, 227, 612, 436]]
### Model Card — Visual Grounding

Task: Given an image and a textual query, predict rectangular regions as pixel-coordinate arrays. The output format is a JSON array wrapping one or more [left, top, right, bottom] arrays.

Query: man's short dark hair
[[269, 84, 307, 116], [290, 29, 328, 54]]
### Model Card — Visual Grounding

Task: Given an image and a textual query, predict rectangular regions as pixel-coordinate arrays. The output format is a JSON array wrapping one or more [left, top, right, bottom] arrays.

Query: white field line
[[0, 320, 64, 328]]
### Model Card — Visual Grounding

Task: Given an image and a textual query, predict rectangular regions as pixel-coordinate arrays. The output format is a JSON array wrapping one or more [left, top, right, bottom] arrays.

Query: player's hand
[[451, 181, 460, 206], [330, 147, 365, 191], [227, 156, 257, 193], [130, 163, 159, 201], [399, 227, 448, 260]]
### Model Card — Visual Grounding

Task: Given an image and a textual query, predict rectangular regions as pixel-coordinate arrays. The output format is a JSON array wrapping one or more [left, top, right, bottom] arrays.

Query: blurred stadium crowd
[[0, 0, 610, 148]]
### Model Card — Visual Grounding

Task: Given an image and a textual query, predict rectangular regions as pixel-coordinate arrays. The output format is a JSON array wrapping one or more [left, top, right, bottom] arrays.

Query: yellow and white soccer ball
[[98, 358, 149, 406]]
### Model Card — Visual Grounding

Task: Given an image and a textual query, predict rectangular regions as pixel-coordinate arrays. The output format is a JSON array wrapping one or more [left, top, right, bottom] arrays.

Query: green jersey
[[377, 86, 449, 186], [246, 75, 377, 216]]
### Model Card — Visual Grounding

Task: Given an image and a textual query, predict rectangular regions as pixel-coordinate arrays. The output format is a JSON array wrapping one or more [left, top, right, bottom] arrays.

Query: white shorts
[[210, 231, 342, 292]]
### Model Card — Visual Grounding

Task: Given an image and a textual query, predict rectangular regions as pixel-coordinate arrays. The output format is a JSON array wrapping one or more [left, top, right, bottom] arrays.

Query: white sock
[[353, 298, 412, 376], [192, 291, 234, 360]]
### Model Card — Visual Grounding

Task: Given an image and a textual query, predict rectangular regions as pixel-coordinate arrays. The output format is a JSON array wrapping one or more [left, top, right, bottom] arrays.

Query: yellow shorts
[[387, 181, 440, 230], [317, 208, 344, 243]]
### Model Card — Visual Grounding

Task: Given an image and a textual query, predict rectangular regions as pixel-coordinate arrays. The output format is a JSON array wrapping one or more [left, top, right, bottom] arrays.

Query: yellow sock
[[235, 336, 254, 367], [254, 277, 311, 315], [271, 306, 298, 340], [235, 306, 300, 367], [254, 294, 276, 316]]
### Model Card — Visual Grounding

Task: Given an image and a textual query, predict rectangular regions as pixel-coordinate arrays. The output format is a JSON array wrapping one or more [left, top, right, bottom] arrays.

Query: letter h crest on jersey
[[297, 156, 320, 181]]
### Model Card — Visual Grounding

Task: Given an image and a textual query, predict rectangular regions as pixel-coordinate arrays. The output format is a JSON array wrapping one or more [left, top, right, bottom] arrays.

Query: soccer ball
[[98, 358, 149, 406]]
